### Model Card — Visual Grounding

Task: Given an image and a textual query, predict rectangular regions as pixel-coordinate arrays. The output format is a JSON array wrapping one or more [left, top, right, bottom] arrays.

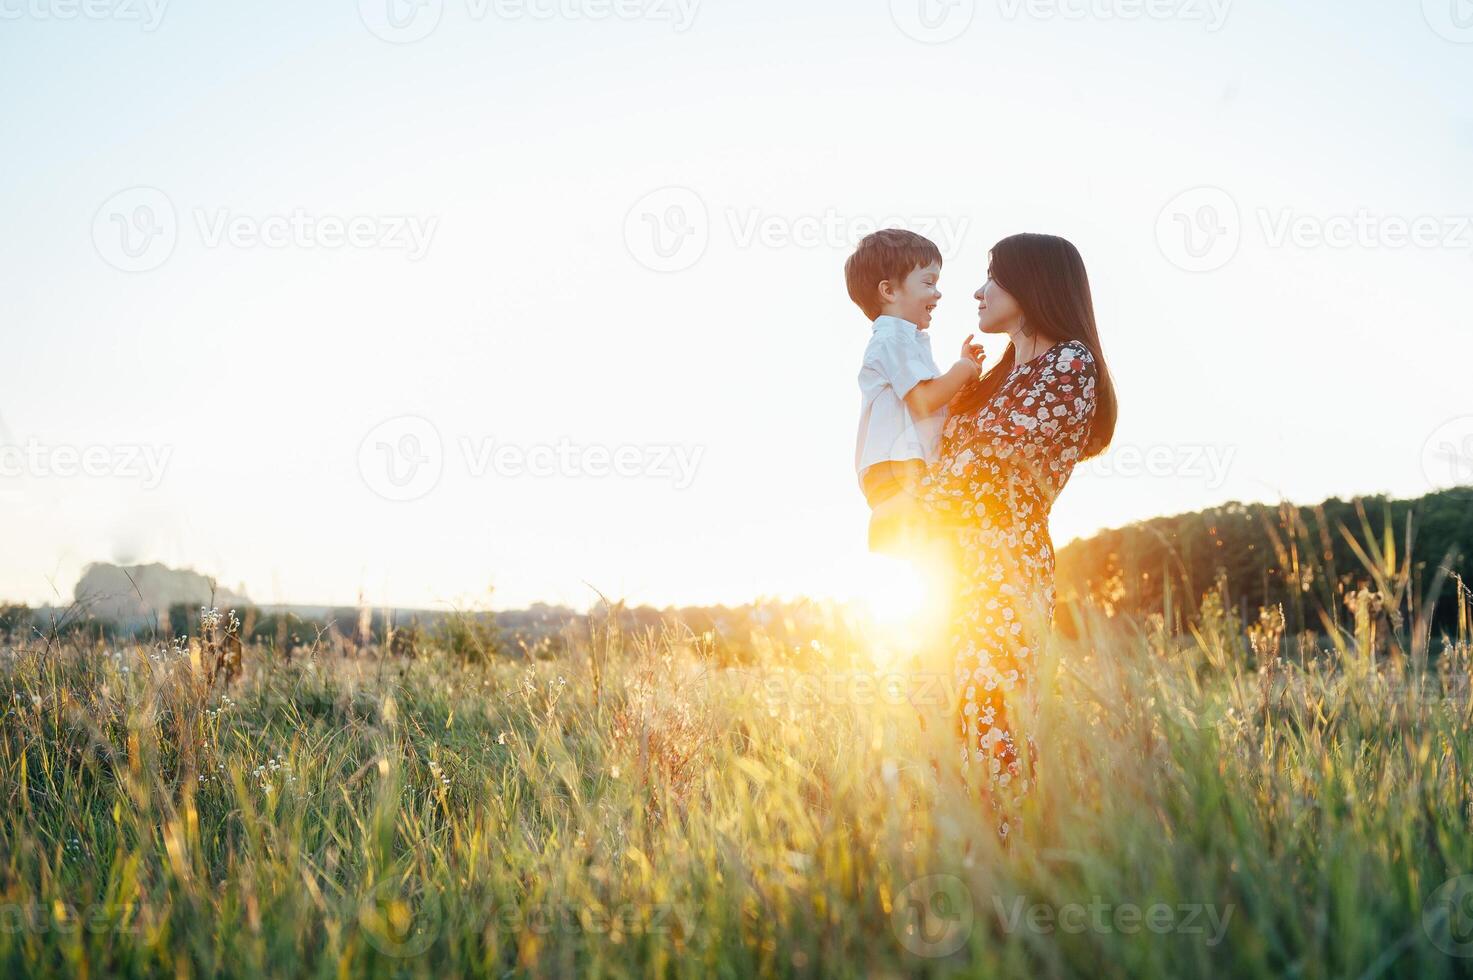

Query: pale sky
[[2, 0, 1470, 611]]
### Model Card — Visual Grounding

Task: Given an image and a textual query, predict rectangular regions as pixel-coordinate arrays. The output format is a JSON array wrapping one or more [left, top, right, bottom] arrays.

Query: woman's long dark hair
[[951, 233, 1117, 459]]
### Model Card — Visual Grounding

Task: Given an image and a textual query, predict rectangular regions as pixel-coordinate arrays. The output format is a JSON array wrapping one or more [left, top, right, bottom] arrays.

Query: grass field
[[2, 569, 1472, 978]]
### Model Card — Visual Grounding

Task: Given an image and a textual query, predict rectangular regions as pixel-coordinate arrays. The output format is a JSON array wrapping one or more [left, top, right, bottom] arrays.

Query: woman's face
[[975, 276, 1023, 335]]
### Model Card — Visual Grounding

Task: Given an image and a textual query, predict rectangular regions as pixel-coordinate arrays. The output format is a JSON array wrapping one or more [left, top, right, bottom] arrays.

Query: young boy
[[848, 229, 982, 554]]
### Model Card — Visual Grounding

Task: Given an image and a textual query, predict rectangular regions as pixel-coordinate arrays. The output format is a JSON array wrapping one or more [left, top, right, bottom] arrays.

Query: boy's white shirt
[[855, 314, 947, 487]]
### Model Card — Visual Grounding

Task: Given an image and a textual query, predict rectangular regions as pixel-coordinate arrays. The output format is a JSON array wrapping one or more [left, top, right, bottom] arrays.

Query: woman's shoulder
[[1048, 339, 1096, 375]]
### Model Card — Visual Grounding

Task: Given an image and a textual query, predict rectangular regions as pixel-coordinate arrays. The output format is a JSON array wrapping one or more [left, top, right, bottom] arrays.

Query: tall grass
[[2, 549, 1471, 977]]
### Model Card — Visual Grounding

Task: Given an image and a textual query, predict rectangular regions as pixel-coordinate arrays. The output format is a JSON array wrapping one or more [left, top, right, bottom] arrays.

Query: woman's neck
[[1009, 328, 1058, 365]]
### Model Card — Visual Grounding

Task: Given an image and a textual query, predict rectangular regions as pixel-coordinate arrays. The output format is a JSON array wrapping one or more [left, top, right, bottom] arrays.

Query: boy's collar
[[872, 314, 923, 334]]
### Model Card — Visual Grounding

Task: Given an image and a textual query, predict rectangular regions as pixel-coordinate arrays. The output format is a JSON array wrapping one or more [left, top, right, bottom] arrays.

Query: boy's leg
[[892, 459, 926, 501], [863, 460, 929, 556], [863, 463, 902, 553]]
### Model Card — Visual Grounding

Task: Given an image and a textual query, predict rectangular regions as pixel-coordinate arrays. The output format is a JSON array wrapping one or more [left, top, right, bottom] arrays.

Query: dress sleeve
[[986, 343, 1098, 462], [864, 332, 939, 401]]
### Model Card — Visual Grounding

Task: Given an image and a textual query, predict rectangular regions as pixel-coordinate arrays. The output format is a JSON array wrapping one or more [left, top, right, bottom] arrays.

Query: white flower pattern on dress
[[920, 339, 1099, 840]]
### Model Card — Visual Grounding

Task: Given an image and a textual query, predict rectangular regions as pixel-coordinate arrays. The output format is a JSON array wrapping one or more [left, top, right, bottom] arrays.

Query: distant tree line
[[8, 488, 1467, 661], [1055, 487, 1473, 639]]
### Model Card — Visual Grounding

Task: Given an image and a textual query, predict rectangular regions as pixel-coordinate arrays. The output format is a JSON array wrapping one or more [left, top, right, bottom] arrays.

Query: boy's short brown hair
[[844, 229, 943, 321]]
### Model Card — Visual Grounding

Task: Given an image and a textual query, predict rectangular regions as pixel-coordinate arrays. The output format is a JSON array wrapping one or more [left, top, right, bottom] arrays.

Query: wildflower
[[427, 760, 450, 788]]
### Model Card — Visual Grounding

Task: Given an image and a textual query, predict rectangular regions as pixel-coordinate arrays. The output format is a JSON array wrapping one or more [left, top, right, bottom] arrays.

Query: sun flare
[[854, 554, 928, 627]]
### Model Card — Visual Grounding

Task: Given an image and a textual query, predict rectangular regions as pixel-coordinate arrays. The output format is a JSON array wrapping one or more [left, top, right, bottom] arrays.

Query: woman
[[918, 233, 1118, 840]]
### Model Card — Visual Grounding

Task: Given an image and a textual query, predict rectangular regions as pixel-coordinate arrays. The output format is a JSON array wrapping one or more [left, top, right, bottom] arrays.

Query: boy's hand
[[909, 351, 985, 417], [960, 333, 985, 369]]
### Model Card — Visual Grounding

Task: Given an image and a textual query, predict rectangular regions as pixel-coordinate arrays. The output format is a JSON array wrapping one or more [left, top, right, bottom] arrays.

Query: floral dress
[[918, 339, 1100, 839]]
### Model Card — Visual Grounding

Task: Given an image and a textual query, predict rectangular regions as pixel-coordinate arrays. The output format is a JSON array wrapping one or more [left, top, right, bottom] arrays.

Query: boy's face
[[879, 261, 942, 330]]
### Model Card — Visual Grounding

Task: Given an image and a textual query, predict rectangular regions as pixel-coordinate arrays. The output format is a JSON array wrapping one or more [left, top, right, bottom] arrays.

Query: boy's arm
[[903, 360, 978, 417]]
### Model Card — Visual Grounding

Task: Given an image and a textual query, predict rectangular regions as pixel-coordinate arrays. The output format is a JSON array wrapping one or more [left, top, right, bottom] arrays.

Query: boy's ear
[[876, 278, 897, 305]]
